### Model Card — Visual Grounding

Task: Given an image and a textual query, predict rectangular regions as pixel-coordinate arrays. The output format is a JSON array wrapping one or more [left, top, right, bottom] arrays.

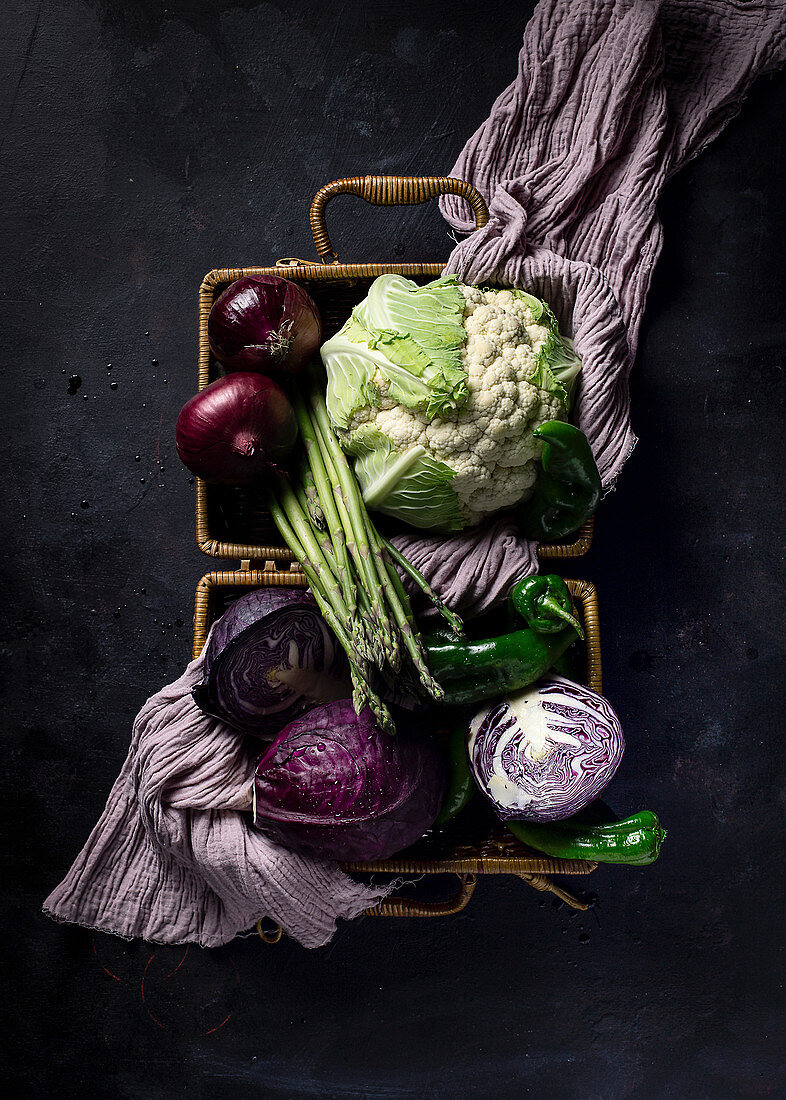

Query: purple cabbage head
[[252, 700, 445, 861], [468, 674, 624, 822], [194, 587, 349, 738]]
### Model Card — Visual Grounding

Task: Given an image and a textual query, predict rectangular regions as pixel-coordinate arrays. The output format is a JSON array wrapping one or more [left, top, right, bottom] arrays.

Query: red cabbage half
[[468, 674, 624, 823], [194, 588, 349, 738], [252, 701, 445, 861]]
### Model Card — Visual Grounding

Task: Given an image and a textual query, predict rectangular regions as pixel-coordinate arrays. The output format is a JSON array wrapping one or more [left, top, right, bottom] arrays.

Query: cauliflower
[[320, 275, 581, 532]]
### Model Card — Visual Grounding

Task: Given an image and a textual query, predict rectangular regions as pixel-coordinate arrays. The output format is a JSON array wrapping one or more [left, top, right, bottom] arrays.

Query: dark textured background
[[2, 1, 785, 1096]]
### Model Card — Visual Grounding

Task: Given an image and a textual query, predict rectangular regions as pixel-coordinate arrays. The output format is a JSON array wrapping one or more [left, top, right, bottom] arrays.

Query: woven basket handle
[[309, 175, 489, 264], [363, 873, 477, 917]]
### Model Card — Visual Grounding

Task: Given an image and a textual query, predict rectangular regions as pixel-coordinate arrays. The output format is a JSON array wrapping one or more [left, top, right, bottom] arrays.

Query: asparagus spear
[[300, 466, 327, 532], [308, 398, 394, 668], [275, 475, 353, 634], [266, 481, 394, 732], [292, 391, 357, 617], [367, 524, 445, 702], [309, 386, 447, 694], [378, 535, 464, 637]]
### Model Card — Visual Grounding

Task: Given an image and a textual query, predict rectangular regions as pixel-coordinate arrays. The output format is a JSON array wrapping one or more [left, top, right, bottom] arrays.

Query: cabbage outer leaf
[[345, 423, 463, 532]]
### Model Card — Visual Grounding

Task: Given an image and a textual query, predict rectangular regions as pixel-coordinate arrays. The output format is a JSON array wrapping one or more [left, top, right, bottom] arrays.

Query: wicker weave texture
[[310, 174, 490, 262]]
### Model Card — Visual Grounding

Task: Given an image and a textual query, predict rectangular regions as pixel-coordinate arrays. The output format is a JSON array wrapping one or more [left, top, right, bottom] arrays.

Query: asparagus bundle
[[266, 367, 463, 735]]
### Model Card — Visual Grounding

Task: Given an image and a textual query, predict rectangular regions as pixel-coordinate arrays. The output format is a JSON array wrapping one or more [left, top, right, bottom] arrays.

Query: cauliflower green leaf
[[321, 274, 469, 430], [345, 424, 464, 532], [511, 288, 581, 410]]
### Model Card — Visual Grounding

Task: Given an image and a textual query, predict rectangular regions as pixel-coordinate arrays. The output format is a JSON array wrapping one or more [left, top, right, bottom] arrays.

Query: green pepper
[[434, 714, 474, 825], [509, 574, 584, 639], [506, 811, 666, 866], [518, 421, 601, 542], [424, 623, 579, 707]]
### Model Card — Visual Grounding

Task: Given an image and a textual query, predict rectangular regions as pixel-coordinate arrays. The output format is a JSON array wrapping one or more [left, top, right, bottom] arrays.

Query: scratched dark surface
[[2, 1, 785, 1096]]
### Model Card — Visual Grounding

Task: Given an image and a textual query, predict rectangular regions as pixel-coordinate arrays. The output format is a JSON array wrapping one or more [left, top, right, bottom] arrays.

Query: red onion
[[175, 372, 297, 484], [208, 275, 322, 374]]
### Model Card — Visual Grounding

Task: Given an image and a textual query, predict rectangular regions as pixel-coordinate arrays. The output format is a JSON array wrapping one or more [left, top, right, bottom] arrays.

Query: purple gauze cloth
[[43, 634, 390, 949], [44, 0, 785, 950], [393, 0, 786, 618]]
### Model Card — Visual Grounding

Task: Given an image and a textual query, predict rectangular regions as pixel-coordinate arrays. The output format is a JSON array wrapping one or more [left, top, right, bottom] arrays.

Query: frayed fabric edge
[[601, 431, 639, 499], [42, 874, 397, 950]]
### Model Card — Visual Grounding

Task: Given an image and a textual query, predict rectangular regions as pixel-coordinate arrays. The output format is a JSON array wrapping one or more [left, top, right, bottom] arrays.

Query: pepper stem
[[539, 595, 585, 640]]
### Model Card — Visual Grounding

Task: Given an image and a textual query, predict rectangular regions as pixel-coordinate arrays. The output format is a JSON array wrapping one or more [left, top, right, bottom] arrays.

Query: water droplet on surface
[[80, 499, 90, 509], [67, 374, 82, 394], [106, 362, 112, 370], [151, 358, 159, 366], [140, 477, 145, 483], [82, 393, 89, 400], [110, 381, 118, 390]]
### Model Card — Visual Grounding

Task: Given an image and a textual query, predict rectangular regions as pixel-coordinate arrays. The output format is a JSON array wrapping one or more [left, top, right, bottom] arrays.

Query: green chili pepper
[[518, 421, 602, 542], [435, 714, 474, 825], [507, 811, 666, 865], [423, 623, 579, 707], [509, 574, 584, 639]]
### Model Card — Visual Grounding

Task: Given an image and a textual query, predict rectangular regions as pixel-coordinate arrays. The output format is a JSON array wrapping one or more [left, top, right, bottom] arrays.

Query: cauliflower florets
[[345, 286, 565, 526]]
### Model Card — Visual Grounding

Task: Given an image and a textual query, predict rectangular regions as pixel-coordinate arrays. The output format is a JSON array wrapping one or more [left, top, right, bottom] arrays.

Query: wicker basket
[[193, 568, 601, 923], [194, 175, 594, 565], [191, 176, 600, 930]]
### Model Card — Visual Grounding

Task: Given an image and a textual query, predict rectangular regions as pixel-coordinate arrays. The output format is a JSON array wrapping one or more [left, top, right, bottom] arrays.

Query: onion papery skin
[[175, 372, 297, 484], [208, 275, 322, 374], [253, 701, 445, 861], [194, 588, 350, 737], [468, 675, 624, 823]]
